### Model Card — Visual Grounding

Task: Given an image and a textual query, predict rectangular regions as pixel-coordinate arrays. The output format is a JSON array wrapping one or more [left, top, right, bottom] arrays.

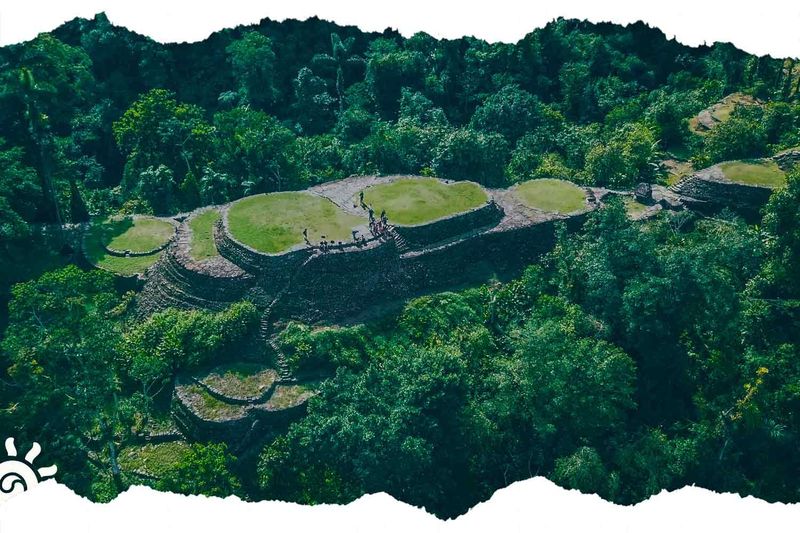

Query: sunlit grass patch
[[359, 177, 487, 226], [514, 179, 587, 214], [227, 192, 366, 253], [119, 441, 191, 479], [83, 216, 173, 276], [719, 160, 786, 188], [188, 209, 220, 260]]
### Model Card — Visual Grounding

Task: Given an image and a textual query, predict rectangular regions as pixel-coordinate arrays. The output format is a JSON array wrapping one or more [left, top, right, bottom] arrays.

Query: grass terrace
[[227, 192, 366, 254], [514, 179, 587, 214], [102, 216, 174, 252], [188, 209, 221, 260], [199, 363, 278, 400], [689, 92, 760, 135], [84, 216, 174, 276], [119, 441, 191, 479], [360, 177, 487, 226], [181, 384, 248, 421], [719, 160, 787, 188], [264, 383, 316, 410], [624, 197, 649, 219]]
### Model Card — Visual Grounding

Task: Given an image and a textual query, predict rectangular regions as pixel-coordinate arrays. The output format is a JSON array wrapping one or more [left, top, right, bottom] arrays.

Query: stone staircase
[[669, 175, 699, 195], [386, 226, 409, 252], [256, 252, 320, 381]]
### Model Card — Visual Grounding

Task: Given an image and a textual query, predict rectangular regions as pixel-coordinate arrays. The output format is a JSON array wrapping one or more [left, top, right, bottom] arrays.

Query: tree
[[585, 123, 660, 188], [470, 84, 547, 143], [552, 447, 611, 496], [1, 266, 122, 495], [432, 128, 509, 186], [702, 105, 768, 164], [226, 31, 278, 109], [213, 107, 301, 192], [157, 443, 242, 497], [470, 294, 635, 495], [119, 302, 258, 397], [311, 33, 366, 114], [113, 89, 215, 211], [258, 344, 475, 516], [366, 43, 426, 118], [292, 67, 336, 135]]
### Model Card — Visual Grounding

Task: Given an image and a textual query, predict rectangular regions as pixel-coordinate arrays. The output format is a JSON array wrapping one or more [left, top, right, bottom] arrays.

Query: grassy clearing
[[183, 384, 248, 420], [514, 179, 587, 214], [101, 217, 174, 253], [119, 441, 191, 478], [360, 178, 487, 226], [83, 224, 163, 276], [188, 209, 220, 260], [624, 197, 649, 218], [228, 192, 366, 253], [265, 383, 316, 410], [200, 363, 278, 399], [83, 216, 173, 276], [689, 92, 760, 135], [719, 160, 787, 188]]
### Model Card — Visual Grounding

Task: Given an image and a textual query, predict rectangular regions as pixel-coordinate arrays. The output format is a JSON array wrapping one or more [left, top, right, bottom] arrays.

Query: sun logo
[[0, 437, 57, 503]]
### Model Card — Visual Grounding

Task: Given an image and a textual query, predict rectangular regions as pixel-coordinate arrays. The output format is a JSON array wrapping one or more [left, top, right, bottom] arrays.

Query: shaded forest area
[[1, 14, 800, 517]]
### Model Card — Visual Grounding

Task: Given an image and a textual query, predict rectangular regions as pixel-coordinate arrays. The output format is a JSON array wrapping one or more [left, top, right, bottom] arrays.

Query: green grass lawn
[[183, 384, 248, 420], [188, 209, 220, 260], [265, 383, 316, 410], [83, 219, 168, 276], [119, 441, 191, 478], [719, 160, 787, 188], [200, 363, 277, 399], [624, 197, 649, 218], [360, 178, 487, 226], [514, 179, 587, 213], [227, 192, 366, 253], [101, 217, 175, 253]]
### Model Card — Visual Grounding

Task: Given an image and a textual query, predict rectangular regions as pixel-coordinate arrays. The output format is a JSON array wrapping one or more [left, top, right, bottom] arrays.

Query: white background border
[[0, 1, 799, 531]]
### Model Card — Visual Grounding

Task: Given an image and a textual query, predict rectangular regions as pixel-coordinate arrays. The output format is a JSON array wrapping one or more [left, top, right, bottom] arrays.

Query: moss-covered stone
[[119, 441, 191, 479], [198, 363, 278, 402]]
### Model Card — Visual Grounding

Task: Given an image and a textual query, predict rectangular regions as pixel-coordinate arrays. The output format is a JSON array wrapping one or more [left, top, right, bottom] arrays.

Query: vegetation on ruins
[[188, 209, 221, 260], [361, 177, 487, 225], [513, 178, 588, 213], [227, 192, 366, 252], [1, 13, 800, 518]]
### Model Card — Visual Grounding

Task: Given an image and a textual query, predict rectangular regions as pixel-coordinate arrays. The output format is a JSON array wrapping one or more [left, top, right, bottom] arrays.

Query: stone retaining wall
[[394, 200, 504, 248], [271, 237, 403, 322], [773, 149, 800, 171], [675, 167, 773, 213]]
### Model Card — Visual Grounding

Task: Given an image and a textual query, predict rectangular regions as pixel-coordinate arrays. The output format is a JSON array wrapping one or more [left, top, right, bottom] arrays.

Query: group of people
[[361, 190, 390, 237], [300, 190, 392, 253]]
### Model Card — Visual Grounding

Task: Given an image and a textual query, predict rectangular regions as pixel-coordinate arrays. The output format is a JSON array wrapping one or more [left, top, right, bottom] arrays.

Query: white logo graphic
[[0, 437, 57, 503]]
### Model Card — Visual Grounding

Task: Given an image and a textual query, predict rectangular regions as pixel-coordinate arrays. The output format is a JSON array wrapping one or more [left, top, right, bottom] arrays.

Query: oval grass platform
[[359, 177, 487, 226], [84, 216, 175, 276], [227, 192, 366, 254], [513, 179, 587, 214], [719, 160, 787, 188]]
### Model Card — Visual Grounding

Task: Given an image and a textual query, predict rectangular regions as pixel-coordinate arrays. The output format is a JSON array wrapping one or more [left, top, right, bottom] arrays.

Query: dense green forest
[[1, 14, 800, 517]]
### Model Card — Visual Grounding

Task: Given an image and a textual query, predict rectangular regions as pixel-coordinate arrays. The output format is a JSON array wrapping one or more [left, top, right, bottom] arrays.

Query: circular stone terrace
[[222, 176, 496, 255], [83, 215, 176, 277], [226, 191, 367, 254], [716, 160, 787, 188], [357, 177, 488, 226]]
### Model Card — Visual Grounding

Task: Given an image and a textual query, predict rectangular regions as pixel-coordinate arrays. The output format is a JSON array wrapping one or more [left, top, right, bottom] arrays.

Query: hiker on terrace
[[303, 228, 310, 246], [359, 190, 366, 209]]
